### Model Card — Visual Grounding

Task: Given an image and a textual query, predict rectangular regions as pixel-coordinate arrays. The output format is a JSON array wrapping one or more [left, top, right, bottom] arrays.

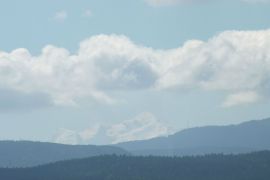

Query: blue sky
[[0, 0, 270, 145]]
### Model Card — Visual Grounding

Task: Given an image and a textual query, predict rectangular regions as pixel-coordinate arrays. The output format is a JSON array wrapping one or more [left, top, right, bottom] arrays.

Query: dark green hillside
[[1, 151, 270, 180]]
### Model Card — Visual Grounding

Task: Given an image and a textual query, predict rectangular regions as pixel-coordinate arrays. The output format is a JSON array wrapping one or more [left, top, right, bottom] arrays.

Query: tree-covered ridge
[[1, 151, 270, 180]]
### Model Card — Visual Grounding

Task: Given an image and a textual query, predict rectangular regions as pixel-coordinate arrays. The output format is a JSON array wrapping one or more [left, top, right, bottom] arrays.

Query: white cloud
[[1, 30, 270, 107], [0, 35, 157, 106], [155, 30, 270, 106], [53, 112, 171, 145], [54, 10, 68, 21], [107, 112, 170, 144], [222, 91, 261, 107]]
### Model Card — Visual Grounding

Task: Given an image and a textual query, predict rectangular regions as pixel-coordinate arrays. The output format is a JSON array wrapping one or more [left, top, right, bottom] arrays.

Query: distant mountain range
[[0, 141, 128, 167], [1, 151, 270, 180], [116, 118, 270, 156], [1, 118, 270, 168]]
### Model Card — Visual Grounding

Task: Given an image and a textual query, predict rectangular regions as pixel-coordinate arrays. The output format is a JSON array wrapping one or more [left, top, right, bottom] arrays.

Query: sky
[[0, 0, 270, 145]]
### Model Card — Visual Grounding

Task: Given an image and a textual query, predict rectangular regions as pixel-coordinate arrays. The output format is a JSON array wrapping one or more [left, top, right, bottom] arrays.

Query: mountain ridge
[[0, 140, 129, 167], [116, 117, 270, 156]]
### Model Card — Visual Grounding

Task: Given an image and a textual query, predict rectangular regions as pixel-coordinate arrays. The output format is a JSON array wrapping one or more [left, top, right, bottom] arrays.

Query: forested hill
[[0, 141, 129, 167], [1, 151, 270, 180]]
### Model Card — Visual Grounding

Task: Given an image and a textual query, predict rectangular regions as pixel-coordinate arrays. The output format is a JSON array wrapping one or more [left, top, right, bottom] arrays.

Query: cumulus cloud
[[0, 45, 113, 106], [0, 35, 158, 106], [155, 30, 270, 106], [1, 29, 270, 107], [53, 112, 170, 145]]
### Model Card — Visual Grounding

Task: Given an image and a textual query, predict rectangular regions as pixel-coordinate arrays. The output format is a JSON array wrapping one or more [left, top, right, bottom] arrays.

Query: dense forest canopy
[[1, 151, 270, 180]]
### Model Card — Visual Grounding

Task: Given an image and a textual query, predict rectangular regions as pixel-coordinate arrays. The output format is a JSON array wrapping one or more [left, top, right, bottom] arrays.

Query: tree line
[[0, 151, 270, 180]]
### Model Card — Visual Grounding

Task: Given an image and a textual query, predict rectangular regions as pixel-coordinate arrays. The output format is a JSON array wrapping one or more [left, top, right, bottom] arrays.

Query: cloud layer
[[1, 29, 270, 107]]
